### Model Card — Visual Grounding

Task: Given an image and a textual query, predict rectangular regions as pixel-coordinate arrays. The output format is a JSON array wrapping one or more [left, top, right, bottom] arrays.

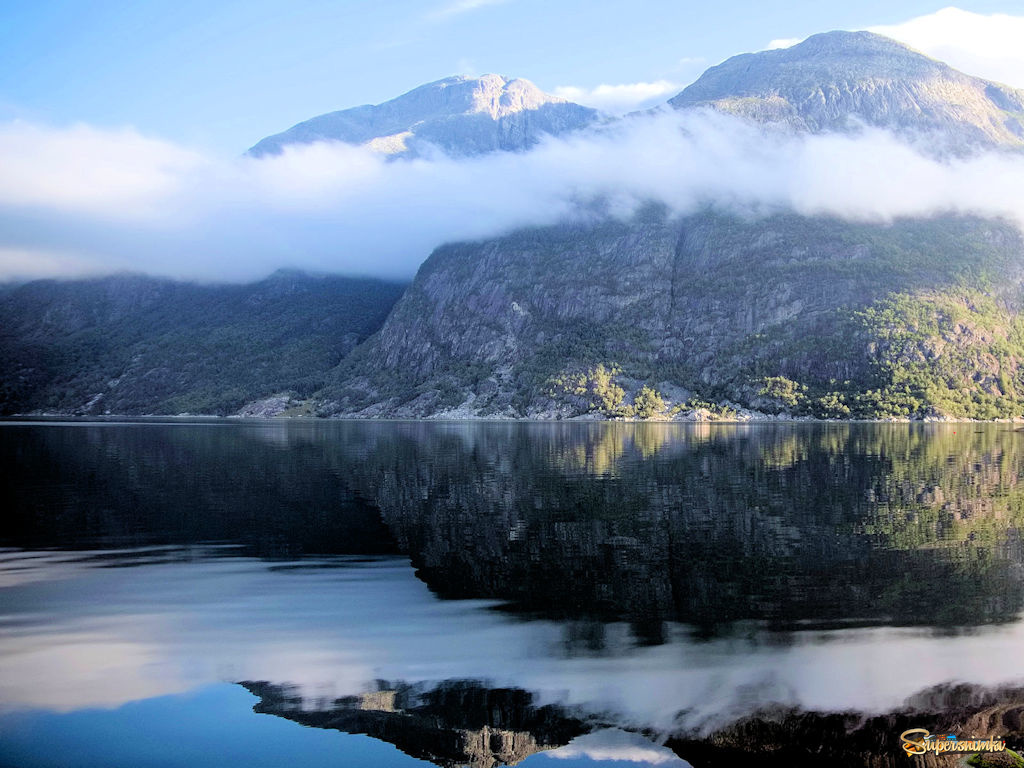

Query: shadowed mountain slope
[[0, 270, 405, 415]]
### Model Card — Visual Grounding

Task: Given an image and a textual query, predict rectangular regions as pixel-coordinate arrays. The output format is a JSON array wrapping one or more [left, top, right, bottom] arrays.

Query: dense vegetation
[[0, 270, 405, 415], [745, 288, 1024, 419]]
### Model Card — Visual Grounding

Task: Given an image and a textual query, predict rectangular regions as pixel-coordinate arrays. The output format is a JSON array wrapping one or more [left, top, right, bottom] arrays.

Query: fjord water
[[3, 420, 1024, 767]]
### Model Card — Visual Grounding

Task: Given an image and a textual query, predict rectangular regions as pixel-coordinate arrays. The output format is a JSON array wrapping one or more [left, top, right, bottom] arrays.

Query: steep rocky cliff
[[320, 210, 1024, 419]]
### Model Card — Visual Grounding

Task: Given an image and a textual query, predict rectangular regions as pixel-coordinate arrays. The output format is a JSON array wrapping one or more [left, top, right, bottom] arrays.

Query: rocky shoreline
[[7, 406, 1024, 424]]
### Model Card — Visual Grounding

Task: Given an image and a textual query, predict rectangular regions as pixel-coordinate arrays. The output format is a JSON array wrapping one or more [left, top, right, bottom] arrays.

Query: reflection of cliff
[[240, 679, 587, 768], [242, 677, 1024, 768], [10, 421, 1024, 631], [323, 422, 1024, 632], [669, 682, 1024, 768]]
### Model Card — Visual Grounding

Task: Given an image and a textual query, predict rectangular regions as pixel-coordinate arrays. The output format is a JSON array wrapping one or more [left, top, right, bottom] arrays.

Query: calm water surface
[[3, 420, 1024, 767]]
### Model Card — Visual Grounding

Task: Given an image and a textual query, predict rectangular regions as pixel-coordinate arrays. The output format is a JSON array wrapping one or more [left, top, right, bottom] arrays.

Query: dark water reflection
[[3, 420, 1024, 766]]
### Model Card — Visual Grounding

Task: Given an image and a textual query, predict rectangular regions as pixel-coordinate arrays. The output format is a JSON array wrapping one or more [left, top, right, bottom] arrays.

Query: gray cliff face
[[324, 211, 679, 417], [669, 30, 1024, 150], [321, 209, 1024, 419], [248, 74, 599, 158]]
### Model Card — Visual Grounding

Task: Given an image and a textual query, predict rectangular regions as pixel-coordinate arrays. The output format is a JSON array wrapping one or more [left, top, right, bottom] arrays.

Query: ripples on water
[[3, 420, 1024, 767]]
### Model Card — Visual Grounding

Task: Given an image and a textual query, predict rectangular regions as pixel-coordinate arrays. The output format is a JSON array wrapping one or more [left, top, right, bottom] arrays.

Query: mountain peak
[[247, 74, 594, 159], [669, 30, 1024, 150], [747, 29, 946, 81], [671, 30, 946, 107], [791, 29, 918, 56], [391, 73, 571, 120]]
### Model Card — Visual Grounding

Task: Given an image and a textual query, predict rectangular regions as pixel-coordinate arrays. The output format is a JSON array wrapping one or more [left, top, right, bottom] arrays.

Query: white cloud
[[4, 111, 1024, 283], [0, 247, 98, 280], [869, 7, 1024, 88], [0, 122, 203, 220], [766, 37, 801, 50], [553, 81, 684, 114], [429, 0, 509, 19], [455, 57, 478, 76], [545, 729, 690, 765]]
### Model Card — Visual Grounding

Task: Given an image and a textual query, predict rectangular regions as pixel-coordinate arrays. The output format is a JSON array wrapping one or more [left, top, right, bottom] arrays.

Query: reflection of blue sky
[[0, 687, 685, 768], [4, 548, 1024, 744], [0, 684, 432, 768]]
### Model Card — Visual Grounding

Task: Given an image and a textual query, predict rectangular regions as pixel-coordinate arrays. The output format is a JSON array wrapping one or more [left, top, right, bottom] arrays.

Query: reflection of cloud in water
[[238, 420, 293, 448], [542, 729, 691, 765], [3, 549, 1024, 733]]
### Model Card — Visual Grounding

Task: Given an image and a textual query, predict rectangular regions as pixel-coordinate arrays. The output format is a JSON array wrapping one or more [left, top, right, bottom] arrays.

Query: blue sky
[[1, 0, 1021, 154]]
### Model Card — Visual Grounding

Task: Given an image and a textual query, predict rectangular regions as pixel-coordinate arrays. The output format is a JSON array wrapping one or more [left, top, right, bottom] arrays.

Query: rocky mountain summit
[[247, 74, 598, 158], [669, 30, 1024, 151]]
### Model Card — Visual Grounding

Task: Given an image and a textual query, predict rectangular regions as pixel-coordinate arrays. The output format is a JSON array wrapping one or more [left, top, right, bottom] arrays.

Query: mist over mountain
[[7, 29, 1024, 419], [308, 31, 1024, 421], [7, 31, 1024, 283]]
